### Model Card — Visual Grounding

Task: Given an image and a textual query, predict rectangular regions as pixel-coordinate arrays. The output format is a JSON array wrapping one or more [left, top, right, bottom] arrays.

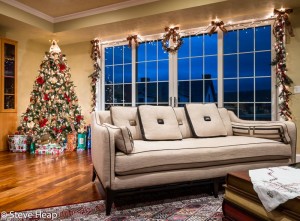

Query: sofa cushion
[[185, 103, 227, 137], [173, 107, 193, 138], [232, 122, 291, 144], [138, 105, 182, 141], [110, 106, 142, 140], [115, 136, 291, 175], [103, 123, 134, 154], [218, 108, 233, 136]]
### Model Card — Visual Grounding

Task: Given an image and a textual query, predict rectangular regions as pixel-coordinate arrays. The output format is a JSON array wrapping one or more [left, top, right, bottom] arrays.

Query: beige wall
[[287, 7, 300, 154]]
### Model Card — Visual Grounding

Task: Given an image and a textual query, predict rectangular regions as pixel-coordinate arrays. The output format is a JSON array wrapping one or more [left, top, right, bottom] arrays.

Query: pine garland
[[272, 9, 294, 121], [89, 39, 101, 111]]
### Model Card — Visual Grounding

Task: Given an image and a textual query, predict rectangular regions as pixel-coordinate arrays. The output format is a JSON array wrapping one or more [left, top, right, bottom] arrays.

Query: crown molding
[[0, 0, 159, 23], [53, 0, 159, 23], [0, 0, 54, 22]]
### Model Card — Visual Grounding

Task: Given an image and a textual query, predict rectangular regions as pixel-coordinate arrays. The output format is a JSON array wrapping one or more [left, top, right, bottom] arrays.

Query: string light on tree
[[90, 39, 101, 111]]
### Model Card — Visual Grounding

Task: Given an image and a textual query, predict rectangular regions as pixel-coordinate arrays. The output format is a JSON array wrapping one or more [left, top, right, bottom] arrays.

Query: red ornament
[[43, 93, 49, 101], [39, 118, 48, 128], [76, 115, 83, 122], [24, 116, 28, 122], [64, 93, 71, 103], [36, 76, 45, 85], [59, 64, 66, 72]]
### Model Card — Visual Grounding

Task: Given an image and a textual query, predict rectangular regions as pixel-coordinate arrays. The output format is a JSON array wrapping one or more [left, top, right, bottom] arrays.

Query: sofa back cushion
[[185, 103, 227, 137], [173, 107, 193, 138], [138, 105, 183, 141], [103, 123, 134, 154], [218, 108, 233, 136], [110, 106, 142, 140]]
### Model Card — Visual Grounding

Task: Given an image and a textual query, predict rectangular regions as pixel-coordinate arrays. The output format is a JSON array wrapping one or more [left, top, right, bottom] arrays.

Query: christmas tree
[[18, 40, 85, 143]]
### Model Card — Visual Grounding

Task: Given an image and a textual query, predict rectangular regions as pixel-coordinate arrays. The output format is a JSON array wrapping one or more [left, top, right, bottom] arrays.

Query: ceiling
[[0, 0, 300, 45]]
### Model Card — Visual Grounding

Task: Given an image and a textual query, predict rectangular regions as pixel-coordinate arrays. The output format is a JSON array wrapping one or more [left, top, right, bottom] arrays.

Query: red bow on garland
[[274, 8, 294, 37], [127, 35, 139, 48], [209, 20, 227, 36]]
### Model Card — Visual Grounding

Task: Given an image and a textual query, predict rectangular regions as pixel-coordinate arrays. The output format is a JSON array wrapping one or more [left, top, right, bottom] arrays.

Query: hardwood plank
[[0, 150, 103, 211]]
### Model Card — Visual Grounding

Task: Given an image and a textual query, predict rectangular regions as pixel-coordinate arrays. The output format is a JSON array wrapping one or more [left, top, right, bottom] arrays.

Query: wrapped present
[[35, 143, 64, 155], [77, 133, 86, 150], [67, 132, 76, 151], [7, 135, 31, 152]]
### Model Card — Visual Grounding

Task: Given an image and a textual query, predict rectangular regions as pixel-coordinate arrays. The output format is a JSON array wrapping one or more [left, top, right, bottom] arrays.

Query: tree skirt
[[5, 193, 223, 220]]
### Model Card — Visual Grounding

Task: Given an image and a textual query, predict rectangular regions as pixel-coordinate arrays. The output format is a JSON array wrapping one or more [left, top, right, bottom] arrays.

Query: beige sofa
[[91, 104, 296, 215]]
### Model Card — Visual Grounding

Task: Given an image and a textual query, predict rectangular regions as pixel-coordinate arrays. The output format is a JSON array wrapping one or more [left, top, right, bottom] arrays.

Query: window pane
[[137, 43, 145, 62], [239, 103, 254, 120], [205, 79, 217, 102], [147, 61, 157, 82], [191, 57, 203, 79], [224, 30, 237, 54], [191, 80, 203, 102], [114, 65, 123, 83], [136, 63, 145, 82], [255, 26, 271, 51], [124, 64, 132, 83], [146, 41, 157, 61], [158, 60, 168, 81], [204, 33, 217, 55], [205, 56, 217, 78], [147, 83, 157, 102], [178, 37, 190, 58], [124, 84, 132, 103], [256, 52, 271, 76], [239, 28, 254, 52], [158, 82, 168, 102], [239, 53, 254, 77], [105, 47, 113, 65], [105, 66, 113, 84], [256, 103, 271, 120], [224, 79, 237, 102], [224, 55, 237, 78], [178, 59, 189, 80], [158, 43, 168, 60], [256, 77, 271, 102], [178, 81, 190, 102], [224, 103, 238, 116], [124, 45, 132, 64], [191, 35, 203, 56], [114, 46, 123, 64], [136, 83, 145, 102], [114, 85, 123, 102], [105, 85, 113, 103], [239, 78, 254, 102]]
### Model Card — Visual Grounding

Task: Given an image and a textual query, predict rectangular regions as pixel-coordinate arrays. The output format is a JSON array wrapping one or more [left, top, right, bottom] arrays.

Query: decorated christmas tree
[[18, 40, 85, 143]]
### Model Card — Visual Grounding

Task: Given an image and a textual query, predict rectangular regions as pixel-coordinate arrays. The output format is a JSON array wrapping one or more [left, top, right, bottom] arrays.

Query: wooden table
[[222, 164, 300, 221]]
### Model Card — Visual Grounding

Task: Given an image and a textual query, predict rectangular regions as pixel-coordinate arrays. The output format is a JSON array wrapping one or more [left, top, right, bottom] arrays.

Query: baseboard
[[297, 154, 300, 163]]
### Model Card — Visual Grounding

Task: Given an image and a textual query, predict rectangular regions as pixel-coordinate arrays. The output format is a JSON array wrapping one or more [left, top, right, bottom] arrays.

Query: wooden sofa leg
[[106, 188, 114, 215], [213, 178, 219, 198], [92, 166, 96, 182]]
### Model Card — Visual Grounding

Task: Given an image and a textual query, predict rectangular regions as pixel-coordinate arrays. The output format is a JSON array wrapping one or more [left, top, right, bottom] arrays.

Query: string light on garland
[[272, 7, 294, 120], [162, 27, 183, 53], [208, 18, 227, 35], [127, 35, 139, 48], [89, 39, 101, 111]]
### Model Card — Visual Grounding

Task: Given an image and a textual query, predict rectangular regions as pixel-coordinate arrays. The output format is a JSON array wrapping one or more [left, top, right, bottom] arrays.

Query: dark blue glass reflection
[[256, 52, 271, 76], [137, 43, 145, 62], [178, 37, 190, 58], [136, 63, 145, 82], [158, 60, 168, 81], [205, 80, 217, 102], [147, 41, 157, 61], [136, 83, 145, 102], [224, 79, 237, 102], [124, 64, 132, 83], [114, 46, 123, 65], [124, 84, 132, 103], [204, 33, 217, 55], [239, 53, 254, 77], [105, 66, 113, 84], [256, 103, 271, 120], [191, 35, 203, 57], [191, 80, 203, 102], [205, 56, 217, 78], [224, 55, 237, 78], [114, 65, 123, 83], [105, 85, 113, 102], [178, 59, 189, 80], [239, 78, 254, 102], [191, 57, 203, 79], [105, 47, 113, 65], [255, 26, 271, 51], [224, 30, 237, 54], [147, 62, 157, 82], [178, 81, 190, 102], [239, 28, 254, 52], [239, 103, 254, 120], [114, 85, 123, 102], [158, 82, 168, 102], [158, 42, 168, 60], [256, 77, 271, 102], [124, 45, 132, 64], [147, 83, 157, 102]]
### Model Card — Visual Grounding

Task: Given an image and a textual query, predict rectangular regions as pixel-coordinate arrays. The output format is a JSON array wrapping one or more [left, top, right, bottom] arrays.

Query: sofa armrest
[[228, 111, 297, 163], [91, 112, 116, 189]]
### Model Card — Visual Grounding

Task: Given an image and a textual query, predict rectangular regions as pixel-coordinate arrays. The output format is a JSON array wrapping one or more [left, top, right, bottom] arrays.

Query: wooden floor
[[0, 150, 104, 211]]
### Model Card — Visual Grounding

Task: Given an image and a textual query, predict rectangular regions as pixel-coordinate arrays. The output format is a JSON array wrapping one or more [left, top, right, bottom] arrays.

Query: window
[[104, 45, 132, 110], [136, 41, 169, 106], [223, 26, 272, 120], [177, 33, 218, 106], [101, 24, 273, 120]]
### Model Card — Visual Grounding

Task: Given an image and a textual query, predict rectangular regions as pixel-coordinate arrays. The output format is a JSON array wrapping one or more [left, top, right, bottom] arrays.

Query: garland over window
[[272, 8, 294, 120]]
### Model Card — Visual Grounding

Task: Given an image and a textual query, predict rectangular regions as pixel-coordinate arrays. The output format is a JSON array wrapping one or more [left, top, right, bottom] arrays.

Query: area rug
[[2, 193, 223, 221]]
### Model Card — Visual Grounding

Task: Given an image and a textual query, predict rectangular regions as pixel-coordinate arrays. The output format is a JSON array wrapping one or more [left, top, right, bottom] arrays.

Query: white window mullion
[[217, 30, 224, 107], [132, 45, 136, 106], [100, 44, 106, 110]]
